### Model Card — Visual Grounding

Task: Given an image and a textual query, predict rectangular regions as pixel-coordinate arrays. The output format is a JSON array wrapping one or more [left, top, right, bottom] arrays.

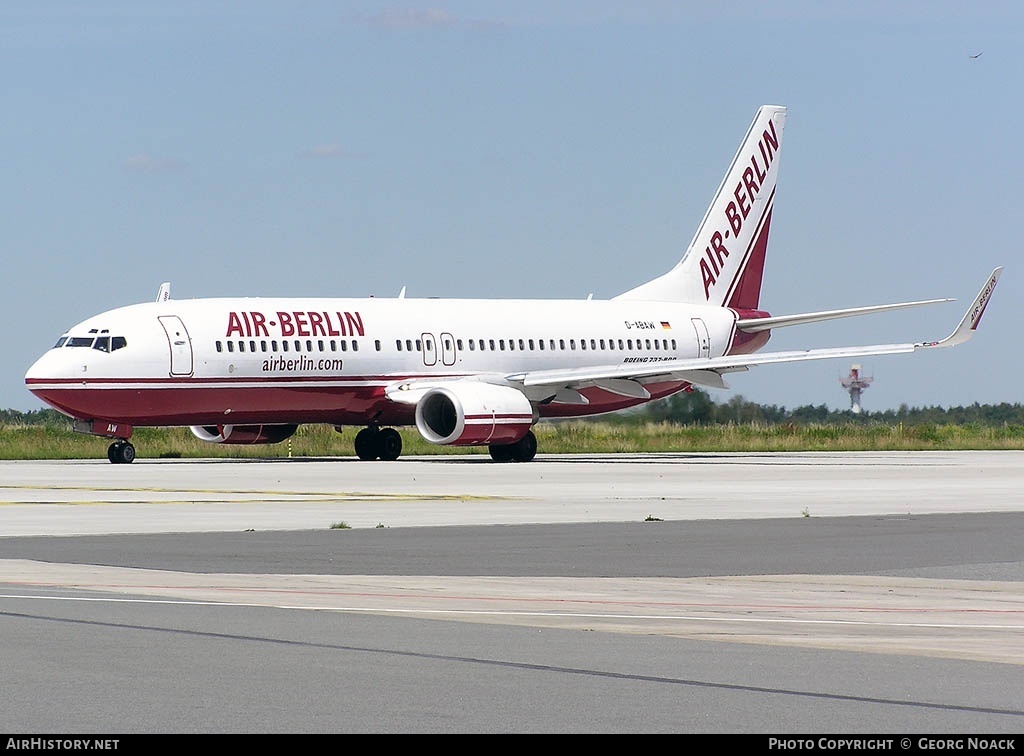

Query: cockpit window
[[53, 336, 68, 349], [67, 337, 94, 347], [89, 335, 127, 353]]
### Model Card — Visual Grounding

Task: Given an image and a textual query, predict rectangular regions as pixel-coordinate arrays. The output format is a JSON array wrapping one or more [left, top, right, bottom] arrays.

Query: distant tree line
[[0, 408, 68, 426], [634, 390, 1024, 427], [5, 392, 1024, 429]]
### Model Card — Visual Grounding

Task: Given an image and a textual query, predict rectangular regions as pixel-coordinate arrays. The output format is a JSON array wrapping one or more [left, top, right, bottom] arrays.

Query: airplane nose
[[25, 352, 49, 383], [24, 349, 73, 399]]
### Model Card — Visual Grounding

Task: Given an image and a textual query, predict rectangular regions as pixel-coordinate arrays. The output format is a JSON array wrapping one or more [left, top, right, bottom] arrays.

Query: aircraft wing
[[509, 267, 1002, 397]]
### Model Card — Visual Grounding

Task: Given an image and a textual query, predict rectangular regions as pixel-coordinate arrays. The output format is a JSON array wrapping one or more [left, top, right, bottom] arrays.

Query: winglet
[[156, 282, 171, 302], [919, 267, 1001, 349]]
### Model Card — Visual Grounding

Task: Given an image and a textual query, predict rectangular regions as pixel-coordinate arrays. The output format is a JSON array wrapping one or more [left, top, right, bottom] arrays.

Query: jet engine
[[189, 424, 299, 445], [415, 383, 535, 446]]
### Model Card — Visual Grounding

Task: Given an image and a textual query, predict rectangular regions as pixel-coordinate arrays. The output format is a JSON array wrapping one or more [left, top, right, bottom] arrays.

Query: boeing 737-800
[[25, 105, 1001, 463]]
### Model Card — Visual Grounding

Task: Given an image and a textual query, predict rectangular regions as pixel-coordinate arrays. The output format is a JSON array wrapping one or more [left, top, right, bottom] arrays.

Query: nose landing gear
[[107, 440, 136, 464]]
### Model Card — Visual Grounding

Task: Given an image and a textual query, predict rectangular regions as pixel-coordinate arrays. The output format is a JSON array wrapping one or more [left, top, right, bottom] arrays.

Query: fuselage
[[25, 296, 763, 428]]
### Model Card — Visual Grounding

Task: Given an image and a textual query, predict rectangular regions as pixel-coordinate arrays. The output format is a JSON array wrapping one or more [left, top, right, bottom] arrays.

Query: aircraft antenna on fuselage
[[156, 282, 171, 302]]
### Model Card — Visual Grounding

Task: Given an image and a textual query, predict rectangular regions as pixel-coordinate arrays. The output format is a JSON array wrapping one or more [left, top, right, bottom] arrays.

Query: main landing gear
[[107, 440, 136, 464], [351, 427, 538, 462], [488, 430, 537, 463], [353, 426, 403, 461]]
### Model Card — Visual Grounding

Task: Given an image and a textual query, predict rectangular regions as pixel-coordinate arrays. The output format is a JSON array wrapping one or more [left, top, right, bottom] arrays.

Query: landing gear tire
[[354, 427, 381, 460], [488, 444, 514, 462], [510, 430, 537, 462], [120, 442, 136, 464], [489, 430, 537, 463], [107, 441, 136, 464], [378, 428, 403, 461]]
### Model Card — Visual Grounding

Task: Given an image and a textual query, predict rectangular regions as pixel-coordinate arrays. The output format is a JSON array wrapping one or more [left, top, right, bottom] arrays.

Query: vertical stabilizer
[[615, 105, 786, 307]]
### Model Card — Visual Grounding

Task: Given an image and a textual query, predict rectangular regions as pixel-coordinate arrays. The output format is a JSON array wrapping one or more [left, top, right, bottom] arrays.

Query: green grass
[[2, 420, 1023, 460]]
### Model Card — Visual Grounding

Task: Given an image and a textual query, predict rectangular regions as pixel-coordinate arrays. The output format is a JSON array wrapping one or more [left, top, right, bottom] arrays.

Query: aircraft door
[[440, 332, 456, 366], [691, 317, 711, 359], [421, 332, 437, 366], [158, 316, 194, 376]]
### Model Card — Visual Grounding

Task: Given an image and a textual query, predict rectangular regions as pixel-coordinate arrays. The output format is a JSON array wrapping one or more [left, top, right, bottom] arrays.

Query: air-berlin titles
[[226, 310, 365, 338], [699, 117, 779, 300]]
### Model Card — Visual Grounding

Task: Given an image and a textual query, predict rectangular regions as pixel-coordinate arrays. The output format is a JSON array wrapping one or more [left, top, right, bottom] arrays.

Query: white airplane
[[25, 105, 1001, 464]]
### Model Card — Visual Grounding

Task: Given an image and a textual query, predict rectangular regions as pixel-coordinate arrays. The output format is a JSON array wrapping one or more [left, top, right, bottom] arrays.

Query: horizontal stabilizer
[[736, 298, 953, 333]]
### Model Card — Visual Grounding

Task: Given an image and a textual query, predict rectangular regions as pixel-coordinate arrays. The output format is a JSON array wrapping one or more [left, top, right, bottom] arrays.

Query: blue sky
[[4, 1, 1021, 413]]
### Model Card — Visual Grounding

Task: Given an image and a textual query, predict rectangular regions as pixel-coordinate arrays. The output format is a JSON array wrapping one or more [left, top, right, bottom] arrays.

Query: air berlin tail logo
[[700, 117, 779, 301]]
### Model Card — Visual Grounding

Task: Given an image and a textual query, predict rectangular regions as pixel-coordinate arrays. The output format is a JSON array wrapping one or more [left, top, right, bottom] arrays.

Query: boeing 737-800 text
[[25, 105, 1001, 463]]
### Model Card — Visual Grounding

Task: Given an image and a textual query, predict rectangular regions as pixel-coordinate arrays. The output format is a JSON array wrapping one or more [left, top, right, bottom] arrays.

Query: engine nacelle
[[415, 383, 535, 446], [189, 424, 299, 445]]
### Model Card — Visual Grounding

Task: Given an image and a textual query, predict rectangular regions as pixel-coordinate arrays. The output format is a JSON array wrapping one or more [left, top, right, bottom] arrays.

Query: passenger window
[[375, 340, 381, 351], [227, 341, 235, 353], [216, 341, 223, 353], [340, 341, 347, 352], [396, 340, 403, 351], [352, 340, 359, 352]]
